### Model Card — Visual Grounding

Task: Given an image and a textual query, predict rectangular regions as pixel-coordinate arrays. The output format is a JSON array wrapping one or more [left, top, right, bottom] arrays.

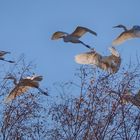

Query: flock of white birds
[[52, 25, 140, 108], [52, 25, 140, 74], [1, 24, 140, 106]]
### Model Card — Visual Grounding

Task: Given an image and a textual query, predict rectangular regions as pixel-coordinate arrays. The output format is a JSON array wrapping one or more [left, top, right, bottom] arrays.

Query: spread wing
[[71, 26, 97, 38], [109, 47, 120, 57], [101, 56, 121, 73], [75, 51, 102, 65], [21, 79, 39, 88], [51, 31, 68, 40], [112, 30, 135, 46], [5, 85, 30, 103], [75, 49, 121, 73]]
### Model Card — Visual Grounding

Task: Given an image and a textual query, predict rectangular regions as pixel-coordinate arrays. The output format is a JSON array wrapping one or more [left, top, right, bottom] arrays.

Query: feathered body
[[5, 75, 47, 102], [75, 47, 121, 73], [112, 25, 140, 46], [52, 26, 97, 49]]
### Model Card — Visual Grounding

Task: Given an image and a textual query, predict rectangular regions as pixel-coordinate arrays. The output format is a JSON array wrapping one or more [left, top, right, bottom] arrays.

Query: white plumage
[[75, 47, 121, 73], [112, 25, 140, 46], [4, 75, 48, 102], [51, 26, 97, 49]]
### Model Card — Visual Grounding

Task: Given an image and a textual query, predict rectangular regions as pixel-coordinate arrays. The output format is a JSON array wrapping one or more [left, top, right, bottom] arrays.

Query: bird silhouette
[[112, 24, 140, 46], [4, 74, 48, 102], [51, 26, 97, 50], [75, 47, 121, 73], [0, 51, 15, 63]]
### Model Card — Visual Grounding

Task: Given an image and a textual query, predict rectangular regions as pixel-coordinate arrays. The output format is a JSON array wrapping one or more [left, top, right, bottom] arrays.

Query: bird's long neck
[[11, 78, 17, 85], [121, 25, 127, 31], [114, 24, 128, 31], [115, 25, 127, 31]]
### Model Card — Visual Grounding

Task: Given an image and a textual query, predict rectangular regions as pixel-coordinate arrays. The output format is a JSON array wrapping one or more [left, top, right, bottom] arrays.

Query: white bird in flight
[[4, 74, 48, 102], [51, 26, 97, 50], [0, 51, 15, 63], [75, 47, 121, 73], [112, 24, 140, 46]]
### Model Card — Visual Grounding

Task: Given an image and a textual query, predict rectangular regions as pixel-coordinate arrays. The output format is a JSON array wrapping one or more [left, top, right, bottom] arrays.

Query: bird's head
[[133, 25, 140, 30], [109, 47, 120, 57], [4, 74, 17, 84]]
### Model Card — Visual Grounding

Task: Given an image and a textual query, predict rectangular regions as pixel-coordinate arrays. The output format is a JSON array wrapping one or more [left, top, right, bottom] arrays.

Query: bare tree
[[48, 65, 140, 140], [1, 94, 47, 140], [1, 55, 140, 140], [0, 57, 49, 140]]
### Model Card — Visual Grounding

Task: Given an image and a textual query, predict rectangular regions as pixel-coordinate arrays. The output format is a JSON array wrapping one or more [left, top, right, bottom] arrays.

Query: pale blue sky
[[0, 0, 140, 90]]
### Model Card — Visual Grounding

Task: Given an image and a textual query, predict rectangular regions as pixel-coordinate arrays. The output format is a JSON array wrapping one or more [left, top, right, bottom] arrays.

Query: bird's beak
[[113, 25, 119, 28]]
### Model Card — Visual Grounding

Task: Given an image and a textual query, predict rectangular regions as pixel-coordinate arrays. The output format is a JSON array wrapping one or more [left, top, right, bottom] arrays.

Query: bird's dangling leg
[[0, 58, 15, 63], [80, 41, 95, 50], [37, 87, 48, 96]]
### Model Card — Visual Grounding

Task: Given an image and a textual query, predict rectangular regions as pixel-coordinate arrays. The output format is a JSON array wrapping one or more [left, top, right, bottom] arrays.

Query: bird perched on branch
[[51, 26, 97, 50], [112, 24, 140, 46], [0, 51, 14, 63], [4, 74, 48, 102], [75, 47, 121, 74]]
